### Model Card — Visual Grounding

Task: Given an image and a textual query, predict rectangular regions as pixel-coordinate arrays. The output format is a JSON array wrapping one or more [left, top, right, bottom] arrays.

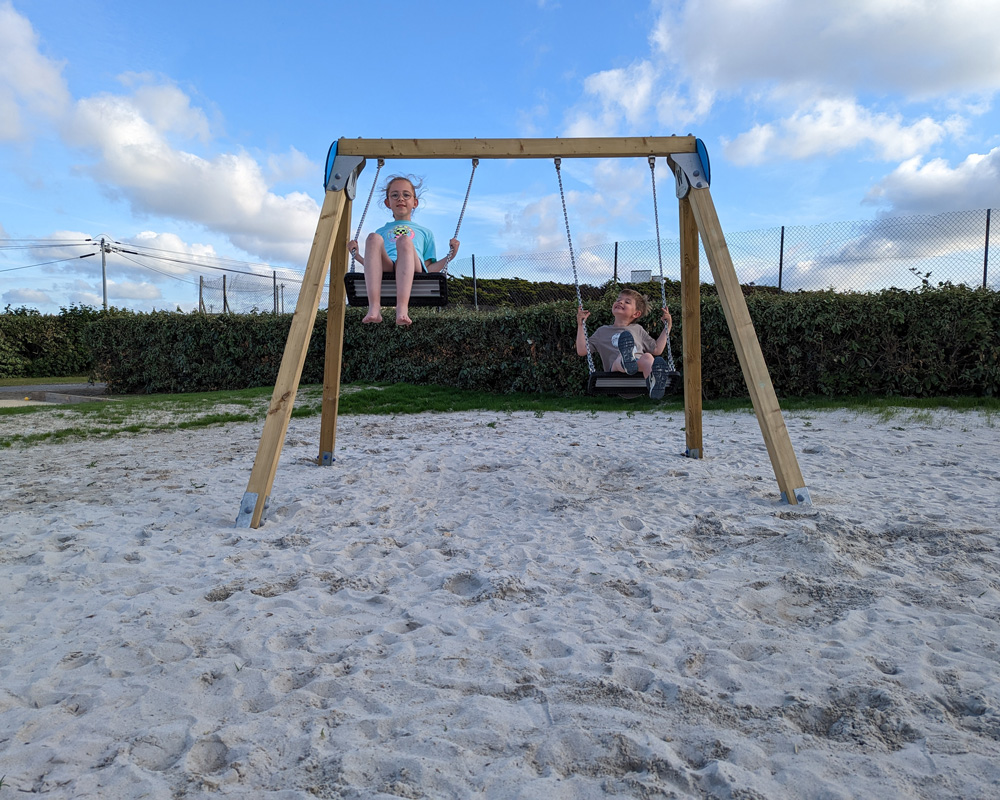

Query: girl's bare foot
[[395, 312, 413, 327], [362, 310, 383, 324]]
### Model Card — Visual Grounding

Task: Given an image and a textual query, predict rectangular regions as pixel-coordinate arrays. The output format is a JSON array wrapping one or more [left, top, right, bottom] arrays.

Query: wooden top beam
[[335, 136, 698, 160]]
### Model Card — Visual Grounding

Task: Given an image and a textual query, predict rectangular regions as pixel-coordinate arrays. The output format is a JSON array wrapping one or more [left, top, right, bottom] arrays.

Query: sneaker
[[647, 356, 669, 400], [613, 330, 639, 375]]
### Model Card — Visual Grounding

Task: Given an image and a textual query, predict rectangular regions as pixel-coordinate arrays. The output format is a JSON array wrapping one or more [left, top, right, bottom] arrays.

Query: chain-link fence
[[199, 272, 296, 315], [199, 208, 997, 313]]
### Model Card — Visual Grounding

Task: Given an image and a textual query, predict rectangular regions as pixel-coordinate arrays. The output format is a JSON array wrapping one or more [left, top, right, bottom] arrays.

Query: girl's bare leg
[[393, 236, 419, 326], [362, 232, 392, 323]]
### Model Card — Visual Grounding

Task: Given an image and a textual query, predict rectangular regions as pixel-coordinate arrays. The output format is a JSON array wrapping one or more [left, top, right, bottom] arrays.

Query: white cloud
[[266, 147, 316, 185], [572, 0, 999, 165], [501, 193, 568, 254], [487, 156, 665, 262], [655, 85, 715, 131], [67, 289, 103, 307], [128, 231, 220, 269], [107, 279, 163, 301], [119, 73, 213, 142], [3, 287, 51, 305], [566, 57, 713, 136], [63, 88, 320, 264], [864, 148, 1000, 215], [724, 97, 959, 164], [8, 229, 93, 261], [583, 61, 658, 126], [667, 0, 1000, 99], [0, 1, 71, 140]]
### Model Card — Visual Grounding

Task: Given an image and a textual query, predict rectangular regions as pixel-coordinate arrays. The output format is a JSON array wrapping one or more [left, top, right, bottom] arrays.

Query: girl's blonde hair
[[382, 174, 424, 202]]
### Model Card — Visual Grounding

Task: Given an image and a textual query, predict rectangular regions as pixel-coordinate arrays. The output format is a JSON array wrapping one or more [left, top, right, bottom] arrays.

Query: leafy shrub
[[0, 305, 102, 378], [7, 285, 1000, 398]]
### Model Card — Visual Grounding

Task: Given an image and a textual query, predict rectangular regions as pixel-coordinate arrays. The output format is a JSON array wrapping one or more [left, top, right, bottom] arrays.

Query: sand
[[1, 406, 999, 799]]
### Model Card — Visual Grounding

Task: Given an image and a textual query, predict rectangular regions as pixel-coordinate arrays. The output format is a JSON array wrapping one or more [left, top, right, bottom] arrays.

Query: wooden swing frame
[[235, 136, 811, 529]]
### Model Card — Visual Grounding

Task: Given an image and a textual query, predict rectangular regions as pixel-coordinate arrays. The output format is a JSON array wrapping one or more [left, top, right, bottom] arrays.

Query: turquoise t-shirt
[[375, 220, 437, 268]]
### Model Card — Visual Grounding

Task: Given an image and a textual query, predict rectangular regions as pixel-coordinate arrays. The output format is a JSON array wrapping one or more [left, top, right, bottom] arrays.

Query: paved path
[[0, 382, 109, 407]]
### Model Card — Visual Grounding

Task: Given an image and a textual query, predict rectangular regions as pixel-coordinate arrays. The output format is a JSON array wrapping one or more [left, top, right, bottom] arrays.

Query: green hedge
[[446, 276, 608, 307], [0, 305, 102, 378], [85, 311, 328, 394], [5, 285, 999, 398]]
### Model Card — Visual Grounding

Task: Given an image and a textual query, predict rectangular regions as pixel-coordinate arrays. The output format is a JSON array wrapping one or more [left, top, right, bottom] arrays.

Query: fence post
[[199, 276, 205, 312], [223, 274, 229, 314], [273, 271, 278, 313], [472, 254, 478, 311], [778, 226, 785, 292], [613, 241, 618, 283], [985, 209, 992, 289]]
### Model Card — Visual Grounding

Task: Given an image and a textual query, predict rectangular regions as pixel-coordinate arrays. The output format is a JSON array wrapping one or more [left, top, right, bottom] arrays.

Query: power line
[[0, 252, 97, 273], [125, 241, 286, 271], [119, 247, 289, 279], [0, 241, 94, 251], [113, 251, 202, 287], [0, 236, 307, 283]]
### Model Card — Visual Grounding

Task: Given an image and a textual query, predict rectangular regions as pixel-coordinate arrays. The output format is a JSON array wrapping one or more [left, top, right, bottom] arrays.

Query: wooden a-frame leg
[[318, 199, 353, 465], [236, 190, 348, 528], [686, 186, 810, 505], [679, 196, 703, 459]]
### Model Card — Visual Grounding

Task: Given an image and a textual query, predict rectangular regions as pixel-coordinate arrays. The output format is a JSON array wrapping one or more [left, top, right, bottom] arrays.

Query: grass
[[2, 380, 998, 450], [0, 385, 287, 449]]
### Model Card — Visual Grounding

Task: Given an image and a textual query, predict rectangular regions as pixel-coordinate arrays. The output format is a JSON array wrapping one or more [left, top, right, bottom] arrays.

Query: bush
[[0, 305, 102, 378], [9, 284, 1000, 398]]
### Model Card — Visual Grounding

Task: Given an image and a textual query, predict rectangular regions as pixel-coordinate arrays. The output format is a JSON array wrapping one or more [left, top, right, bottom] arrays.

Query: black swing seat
[[344, 271, 448, 307], [587, 369, 681, 397]]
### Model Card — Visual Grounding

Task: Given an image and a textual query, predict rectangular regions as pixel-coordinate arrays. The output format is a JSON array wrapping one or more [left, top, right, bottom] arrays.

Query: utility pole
[[100, 236, 108, 310]]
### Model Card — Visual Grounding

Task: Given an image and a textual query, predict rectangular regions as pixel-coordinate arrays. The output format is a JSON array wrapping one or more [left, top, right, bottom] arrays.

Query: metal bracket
[[781, 486, 813, 506], [235, 491, 270, 528], [668, 138, 711, 199], [323, 141, 365, 199], [684, 448, 701, 459], [320, 451, 335, 466]]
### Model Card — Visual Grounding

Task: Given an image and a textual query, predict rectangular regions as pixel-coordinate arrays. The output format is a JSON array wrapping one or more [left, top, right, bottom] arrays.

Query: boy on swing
[[576, 289, 673, 399]]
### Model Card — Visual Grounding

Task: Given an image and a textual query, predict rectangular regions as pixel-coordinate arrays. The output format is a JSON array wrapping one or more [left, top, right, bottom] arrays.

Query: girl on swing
[[349, 175, 460, 326]]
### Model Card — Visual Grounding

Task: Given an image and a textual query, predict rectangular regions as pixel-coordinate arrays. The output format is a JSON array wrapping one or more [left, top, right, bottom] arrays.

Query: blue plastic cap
[[696, 139, 711, 186], [324, 141, 338, 189]]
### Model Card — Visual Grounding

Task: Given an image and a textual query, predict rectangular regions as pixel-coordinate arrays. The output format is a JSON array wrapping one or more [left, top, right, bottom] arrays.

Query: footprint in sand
[[185, 735, 231, 775], [618, 515, 645, 531], [128, 721, 191, 771]]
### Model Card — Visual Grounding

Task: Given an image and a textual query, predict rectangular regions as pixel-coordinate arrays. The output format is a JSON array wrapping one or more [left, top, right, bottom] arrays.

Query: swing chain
[[556, 157, 596, 375], [349, 158, 384, 274], [442, 158, 479, 274], [648, 156, 676, 373]]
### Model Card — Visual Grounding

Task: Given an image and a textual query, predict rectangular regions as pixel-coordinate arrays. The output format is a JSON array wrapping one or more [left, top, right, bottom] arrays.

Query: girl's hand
[[662, 306, 673, 332], [348, 239, 359, 255], [448, 238, 460, 258], [577, 306, 590, 324]]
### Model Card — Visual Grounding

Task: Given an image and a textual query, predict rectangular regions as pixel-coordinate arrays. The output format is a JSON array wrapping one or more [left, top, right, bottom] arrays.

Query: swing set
[[235, 136, 811, 529]]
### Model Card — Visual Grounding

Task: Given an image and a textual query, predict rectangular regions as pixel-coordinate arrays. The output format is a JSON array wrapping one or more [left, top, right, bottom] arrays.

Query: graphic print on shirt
[[391, 225, 415, 241]]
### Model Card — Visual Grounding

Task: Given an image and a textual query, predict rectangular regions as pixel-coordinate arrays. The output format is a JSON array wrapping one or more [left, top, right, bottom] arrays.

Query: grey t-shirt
[[588, 323, 656, 372]]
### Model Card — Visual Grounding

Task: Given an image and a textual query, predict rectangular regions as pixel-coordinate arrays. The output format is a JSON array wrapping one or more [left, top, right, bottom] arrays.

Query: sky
[[2, 0, 1000, 313]]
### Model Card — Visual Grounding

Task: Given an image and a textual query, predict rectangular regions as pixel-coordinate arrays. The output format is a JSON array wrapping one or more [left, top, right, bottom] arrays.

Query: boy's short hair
[[620, 288, 649, 318]]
